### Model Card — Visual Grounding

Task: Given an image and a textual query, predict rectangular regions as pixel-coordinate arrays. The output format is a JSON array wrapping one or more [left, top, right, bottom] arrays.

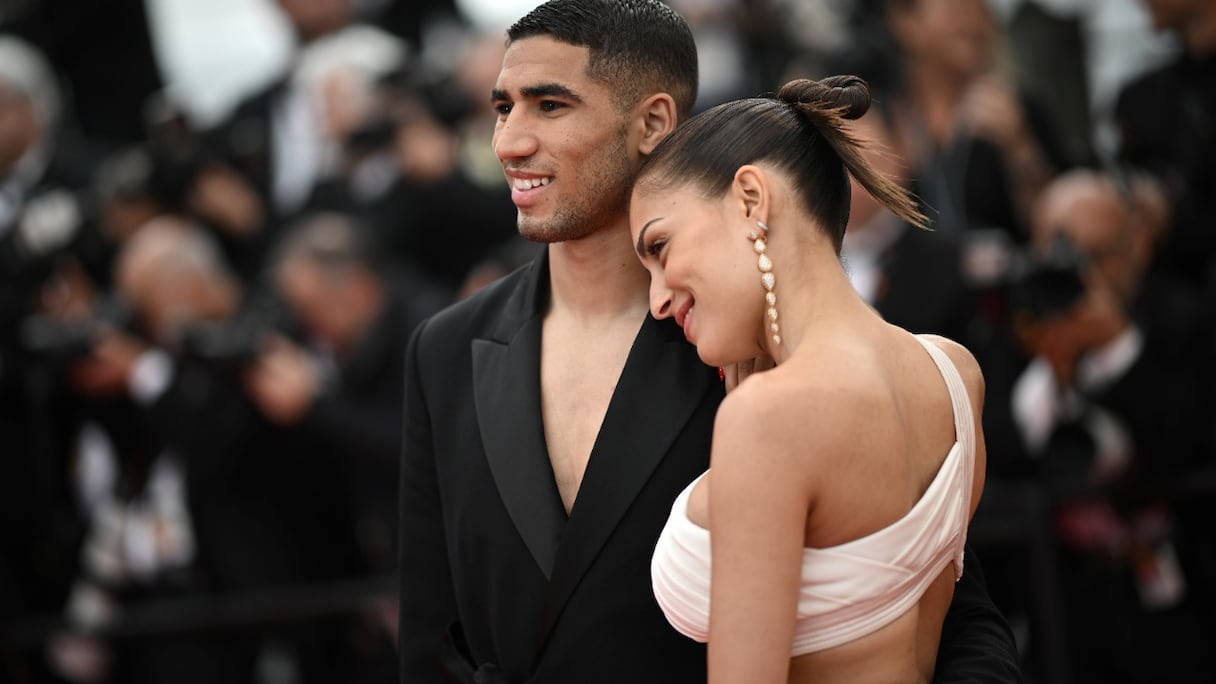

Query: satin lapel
[[472, 254, 566, 580], [535, 314, 713, 643]]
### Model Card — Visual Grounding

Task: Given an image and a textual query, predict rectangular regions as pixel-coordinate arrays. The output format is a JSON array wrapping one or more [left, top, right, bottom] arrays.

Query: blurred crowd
[[0, 0, 1213, 683]]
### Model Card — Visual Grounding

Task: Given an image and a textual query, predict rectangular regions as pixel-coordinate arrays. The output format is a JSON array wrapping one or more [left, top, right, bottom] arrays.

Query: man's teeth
[[513, 177, 552, 190]]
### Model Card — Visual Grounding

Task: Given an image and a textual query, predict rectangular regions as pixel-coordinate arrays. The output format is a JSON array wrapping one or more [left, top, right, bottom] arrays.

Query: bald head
[[1032, 170, 1145, 302], [116, 217, 238, 342], [0, 36, 59, 173], [1033, 171, 1126, 246]]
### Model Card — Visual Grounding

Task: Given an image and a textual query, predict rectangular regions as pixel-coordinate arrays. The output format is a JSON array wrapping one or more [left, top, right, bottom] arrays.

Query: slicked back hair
[[637, 77, 927, 253]]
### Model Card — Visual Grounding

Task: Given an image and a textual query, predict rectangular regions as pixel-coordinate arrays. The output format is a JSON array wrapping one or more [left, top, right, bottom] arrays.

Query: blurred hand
[[394, 115, 458, 184], [186, 164, 264, 237], [243, 334, 320, 424], [1017, 277, 1130, 386], [38, 257, 98, 320], [960, 75, 1031, 157], [68, 327, 147, 397], [1070, 274, 1132, 350], [1055, 500, 1127, 556], [321, 70, 368, 143], [722, 354, 775, 393]]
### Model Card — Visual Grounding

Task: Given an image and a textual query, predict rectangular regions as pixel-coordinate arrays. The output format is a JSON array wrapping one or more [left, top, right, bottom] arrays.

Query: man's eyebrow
[[490, 88, 510, 103], [520, 83, 583, 103], [636, 217, 664, 258]]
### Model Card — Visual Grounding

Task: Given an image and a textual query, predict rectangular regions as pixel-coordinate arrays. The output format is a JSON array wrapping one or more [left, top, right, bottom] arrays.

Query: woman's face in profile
[[629, 181, 762, 366]]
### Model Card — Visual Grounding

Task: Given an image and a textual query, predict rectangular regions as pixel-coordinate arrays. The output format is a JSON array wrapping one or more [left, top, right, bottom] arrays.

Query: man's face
[[0, 84, 37, 175], [491, 36, 636, 243], [890, 0, 995, 80], [276, 257, 366, 351], [1034, 188, 1138, 303]]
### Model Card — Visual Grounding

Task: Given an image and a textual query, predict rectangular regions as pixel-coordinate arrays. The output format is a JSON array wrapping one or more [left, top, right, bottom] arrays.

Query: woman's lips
[[675, 300, 694, 341]]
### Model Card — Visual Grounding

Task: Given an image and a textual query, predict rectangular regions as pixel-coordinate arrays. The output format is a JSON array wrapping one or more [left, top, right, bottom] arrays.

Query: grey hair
[[121, 216, 235, 289], [0, 35, 61, 129]]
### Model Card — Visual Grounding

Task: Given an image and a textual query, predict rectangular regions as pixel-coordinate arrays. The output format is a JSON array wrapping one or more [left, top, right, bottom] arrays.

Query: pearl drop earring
[[748, 219, 781, 346]]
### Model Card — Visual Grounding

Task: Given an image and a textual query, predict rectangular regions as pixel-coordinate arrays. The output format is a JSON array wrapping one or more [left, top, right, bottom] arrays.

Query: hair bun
[[777, 76, 871, 120]]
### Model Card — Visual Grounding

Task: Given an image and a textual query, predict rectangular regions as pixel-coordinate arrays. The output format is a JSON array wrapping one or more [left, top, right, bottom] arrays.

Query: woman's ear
[[635, 93, 678, 156], [731, 165, 770, 225]]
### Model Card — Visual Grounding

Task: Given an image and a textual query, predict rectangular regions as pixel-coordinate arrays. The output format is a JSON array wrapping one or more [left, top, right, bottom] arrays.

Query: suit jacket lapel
[[472, 254, 567, 580], [535, 313, 714, 645]]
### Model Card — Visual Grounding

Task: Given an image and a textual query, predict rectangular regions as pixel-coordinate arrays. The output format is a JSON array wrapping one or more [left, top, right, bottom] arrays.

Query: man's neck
[[546, 223, 650, 324]]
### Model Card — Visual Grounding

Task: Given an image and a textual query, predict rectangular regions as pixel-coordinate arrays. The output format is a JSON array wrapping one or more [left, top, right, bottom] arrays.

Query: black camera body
[[1009, 232, 1088, 320], [19, 296, 133, 364], [175, 293, 291, 374]]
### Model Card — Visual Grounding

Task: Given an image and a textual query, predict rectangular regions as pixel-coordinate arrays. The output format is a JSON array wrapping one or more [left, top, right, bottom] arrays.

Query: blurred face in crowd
[[116, 224, 239, 345], [276, 255, 378, 355], [887, 0, 996, 80], [0, 83, 37, 175], [1140, 0, 1207, 32], [1033, 178, 1143, 304], [491, 36, 636, 243], [276, 0, 351, 43]]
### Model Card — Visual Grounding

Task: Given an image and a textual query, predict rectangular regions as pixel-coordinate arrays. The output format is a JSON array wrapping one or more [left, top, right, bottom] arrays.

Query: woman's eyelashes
[[645, 236, 667, 258]]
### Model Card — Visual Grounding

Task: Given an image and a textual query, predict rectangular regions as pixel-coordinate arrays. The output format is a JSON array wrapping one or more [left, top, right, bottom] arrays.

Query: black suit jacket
[[399, 252, 1022, 683]]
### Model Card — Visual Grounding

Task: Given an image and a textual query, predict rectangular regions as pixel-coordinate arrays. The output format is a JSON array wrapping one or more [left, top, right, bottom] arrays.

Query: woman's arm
[[705, 381, 813, 684]]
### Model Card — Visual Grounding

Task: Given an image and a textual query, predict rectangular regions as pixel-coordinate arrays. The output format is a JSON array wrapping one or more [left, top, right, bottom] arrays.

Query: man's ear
[[731, 165, 771, 225], [635, 93, 678, 156]]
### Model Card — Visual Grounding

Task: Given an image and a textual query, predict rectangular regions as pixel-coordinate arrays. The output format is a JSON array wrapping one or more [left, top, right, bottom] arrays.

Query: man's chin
[[517, 214, 587, 244]]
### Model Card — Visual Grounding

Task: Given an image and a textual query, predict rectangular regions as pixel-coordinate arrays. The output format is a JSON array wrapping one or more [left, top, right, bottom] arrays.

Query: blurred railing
[[0, 574, 396, 650]]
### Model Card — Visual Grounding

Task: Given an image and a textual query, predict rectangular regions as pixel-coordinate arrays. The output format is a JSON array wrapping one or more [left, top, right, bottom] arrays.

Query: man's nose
[[493, 111, 538, 162]]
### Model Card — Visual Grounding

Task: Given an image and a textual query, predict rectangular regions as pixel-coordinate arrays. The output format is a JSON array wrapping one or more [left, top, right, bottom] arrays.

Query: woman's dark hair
[[507, 0, 699, 117], [635, 76, 927, 252]]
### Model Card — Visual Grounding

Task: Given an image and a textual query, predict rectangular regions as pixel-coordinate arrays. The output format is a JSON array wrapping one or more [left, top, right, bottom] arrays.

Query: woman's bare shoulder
[[914, 334, 985, 402], [716, 362, 874, 463]]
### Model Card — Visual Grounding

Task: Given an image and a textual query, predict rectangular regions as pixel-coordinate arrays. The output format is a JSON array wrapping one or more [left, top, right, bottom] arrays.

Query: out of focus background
[[0, 1, 1212, 682]]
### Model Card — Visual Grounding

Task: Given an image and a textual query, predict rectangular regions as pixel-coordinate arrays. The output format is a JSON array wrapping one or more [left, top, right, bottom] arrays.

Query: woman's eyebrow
[[636, 217, 664, 258]]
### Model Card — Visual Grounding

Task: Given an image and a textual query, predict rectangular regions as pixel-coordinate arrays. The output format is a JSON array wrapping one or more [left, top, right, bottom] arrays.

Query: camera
[[1008, 232, 1088, 320], [175, 292, 290, 374], [19, 296, 133, 364]]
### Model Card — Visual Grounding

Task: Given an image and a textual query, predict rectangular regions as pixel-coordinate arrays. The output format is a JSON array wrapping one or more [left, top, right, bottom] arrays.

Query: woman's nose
[[650, 281, 673, 319]]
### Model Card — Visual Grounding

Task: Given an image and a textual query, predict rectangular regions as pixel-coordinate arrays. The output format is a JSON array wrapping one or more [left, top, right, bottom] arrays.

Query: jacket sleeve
[[398, 319, 458, 683], [933, 545, 1024, 683]]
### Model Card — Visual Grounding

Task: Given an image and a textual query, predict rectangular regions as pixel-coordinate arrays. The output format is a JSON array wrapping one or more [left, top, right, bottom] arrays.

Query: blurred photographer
[[0, 34, 107, 638], [1010, 170, 1204, 477], [58, 216, 360, 684], [205, 0, 406, 269], [245, 212, 449, 574], [1116, 0, 1216, 290], [1008, 169, 1211, 682], [237, 213, 447, 673]]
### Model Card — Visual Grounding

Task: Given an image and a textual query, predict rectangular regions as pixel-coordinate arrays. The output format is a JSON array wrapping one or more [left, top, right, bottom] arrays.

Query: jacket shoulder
[[411, 261, 535, 356]]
